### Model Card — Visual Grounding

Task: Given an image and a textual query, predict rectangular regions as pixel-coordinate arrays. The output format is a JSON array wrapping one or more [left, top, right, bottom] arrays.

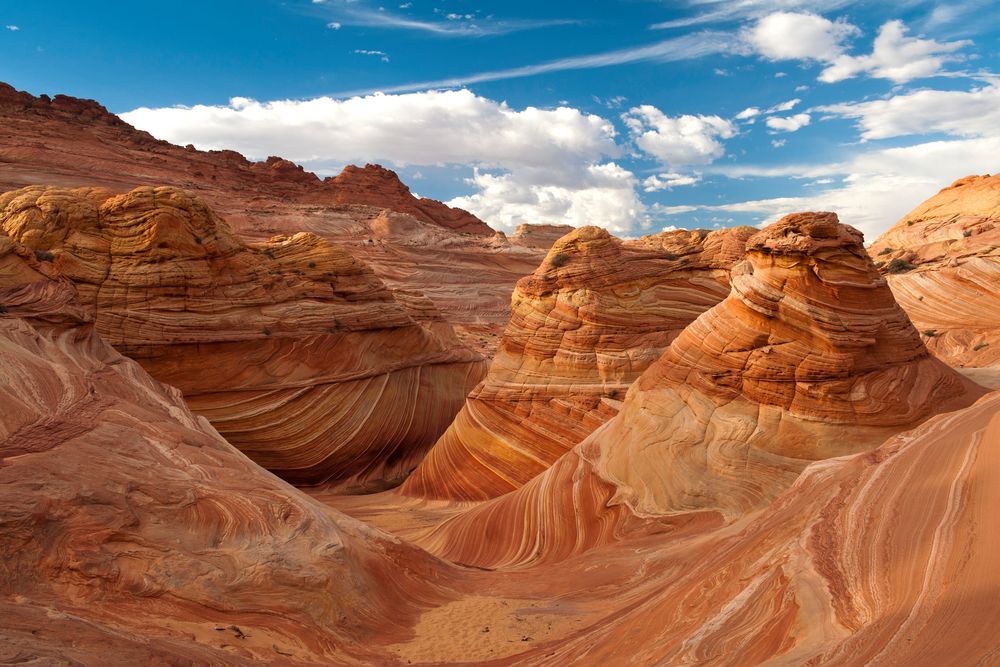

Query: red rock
[[870, 173, 1000, 368], [0, 185, 486, 490]]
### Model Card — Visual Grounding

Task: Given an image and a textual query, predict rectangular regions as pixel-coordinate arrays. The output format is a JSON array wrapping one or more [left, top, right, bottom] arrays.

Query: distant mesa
[[0, 184, 486, 490], [870, 172, 1000, 368]]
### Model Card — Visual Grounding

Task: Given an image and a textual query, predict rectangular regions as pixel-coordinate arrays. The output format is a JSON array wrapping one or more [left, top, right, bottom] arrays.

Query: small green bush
[[878, 247, 893, 255], [550, 252, 570, 268], [922, 329, 938, 337], [886, 258, 917, 274], [33, 249, 54, 262], [963, 230, 973, 238]]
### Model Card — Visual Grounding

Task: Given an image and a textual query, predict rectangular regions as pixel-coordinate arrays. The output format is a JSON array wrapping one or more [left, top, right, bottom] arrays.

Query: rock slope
[[0, 232, 457, 665], [0, 185, 485, 490], [418, 213, 982, 567], [401, 225, 757, 501], [870, 173, 1000, 367]]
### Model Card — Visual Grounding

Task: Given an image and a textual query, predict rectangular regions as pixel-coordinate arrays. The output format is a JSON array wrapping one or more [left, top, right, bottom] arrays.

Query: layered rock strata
[[870, 173, 1000, 367], [0, 233, 455, 664], [0, 185, 485, 489], [401, 225, 757, 501], [420, 213, 982, 567]]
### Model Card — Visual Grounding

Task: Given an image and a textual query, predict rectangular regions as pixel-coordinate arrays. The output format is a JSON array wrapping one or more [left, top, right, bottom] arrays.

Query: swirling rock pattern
[[0, 234, 464, 665], [870, 173, 1000, 367], [401, 225, 756, 501], [508, 223, 576, 249], [417, 213, 982, 568], [0, 185, 486, 489]]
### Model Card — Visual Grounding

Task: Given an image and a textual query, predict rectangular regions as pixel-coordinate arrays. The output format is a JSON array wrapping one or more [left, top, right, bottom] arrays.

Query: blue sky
[[2, 0, 999, 239]]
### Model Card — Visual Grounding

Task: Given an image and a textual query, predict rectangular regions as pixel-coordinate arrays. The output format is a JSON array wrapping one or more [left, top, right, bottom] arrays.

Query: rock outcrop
[[0, 185, 486, 490], [0, 82, 548, 358], [329, 164, 491, 235], [400, 225, 757, 501], [870, 173, 1000, 367], [417, 213, 982, 567], [509, 223, 576, 249], [0, 232, 456, 664]]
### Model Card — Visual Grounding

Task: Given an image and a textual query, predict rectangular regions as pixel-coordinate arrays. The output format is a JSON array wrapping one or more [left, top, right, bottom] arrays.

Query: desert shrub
[[963, 230, 973, 238], [974, 342, 990, 351], [33, 249, 54, 262], [664, 252, 679, 261], [550, 252, 570, 268], [262, 328, 272, 336], [886, 258, 917, 274], [878, 247, 893, 255], [922, 329, 938, 337]]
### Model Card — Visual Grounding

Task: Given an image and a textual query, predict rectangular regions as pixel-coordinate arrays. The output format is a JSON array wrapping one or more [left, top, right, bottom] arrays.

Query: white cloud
[[703, 136, 1000, 239], [745, 12, 859, 62], [321, 3, 576, 37], [623, 106, 736, 168], [771, 139, 787, 148], [354, 49, 389, 62], [326, 21, 342, 29], [819, 84, 1000, 140], [819, 20, 970, 83], [651, 204, 698, 216], [735, 106, 760, 120], [122, 90, 649, 233], [766, 98, 800, 113], [642, 172, 701, 191], [4, 25, 18, 31], [327, 31, 736, 97], [766, 112, 811, 132], [448, 163, 645, 234], [650, 0, 860, 30], [122, 90, 618, 172]]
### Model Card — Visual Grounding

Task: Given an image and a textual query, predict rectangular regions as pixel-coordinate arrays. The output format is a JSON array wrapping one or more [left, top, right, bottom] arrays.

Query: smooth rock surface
[[870, 173, 1000, 367]]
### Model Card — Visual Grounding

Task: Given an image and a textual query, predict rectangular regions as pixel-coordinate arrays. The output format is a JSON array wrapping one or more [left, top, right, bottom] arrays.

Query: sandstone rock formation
[[415, 213, 982, 567], [0, 82, 552, 357], [0, 185, 485, 490], [508, 223, 576, 249], [870, 173, 1000, 367], [401, 225, 757, 501], [0, 232, 463, 664]]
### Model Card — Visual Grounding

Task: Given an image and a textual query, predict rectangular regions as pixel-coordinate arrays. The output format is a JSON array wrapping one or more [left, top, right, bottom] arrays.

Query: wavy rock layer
[[401, 225, 756, 501], [870, 173, 1000, 367], [418, 213, 981, 568], [508, 223, 576, 249], [0, 185, 485, 489], [0, 236, 457, 665]]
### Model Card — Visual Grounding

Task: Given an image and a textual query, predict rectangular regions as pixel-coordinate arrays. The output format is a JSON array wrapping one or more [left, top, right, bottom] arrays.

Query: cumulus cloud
[[122, 90, 618, 172], [819, 20, 970, 83], [642, 172, 701, 191], [766, 98, 800, 113], [735, 107, 760, 120], [123, 90, 643, 233], [623, 106, 736, 168], [818, 84, 1000, 140], [448, 163, 645, 234], [745, 13, 968, 83], [744, 12, 859, 62], [766, 113, 811, 132]]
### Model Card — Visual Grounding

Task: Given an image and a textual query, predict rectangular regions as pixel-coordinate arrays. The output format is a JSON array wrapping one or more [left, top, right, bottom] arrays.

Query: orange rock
[[0, 185, 486, 489], [401, 224, 757, 501], [869, 173, 1000, 367], [0, 83, 547, 358], [417, 213, 983, 567], [0, 234, 456, 664]]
